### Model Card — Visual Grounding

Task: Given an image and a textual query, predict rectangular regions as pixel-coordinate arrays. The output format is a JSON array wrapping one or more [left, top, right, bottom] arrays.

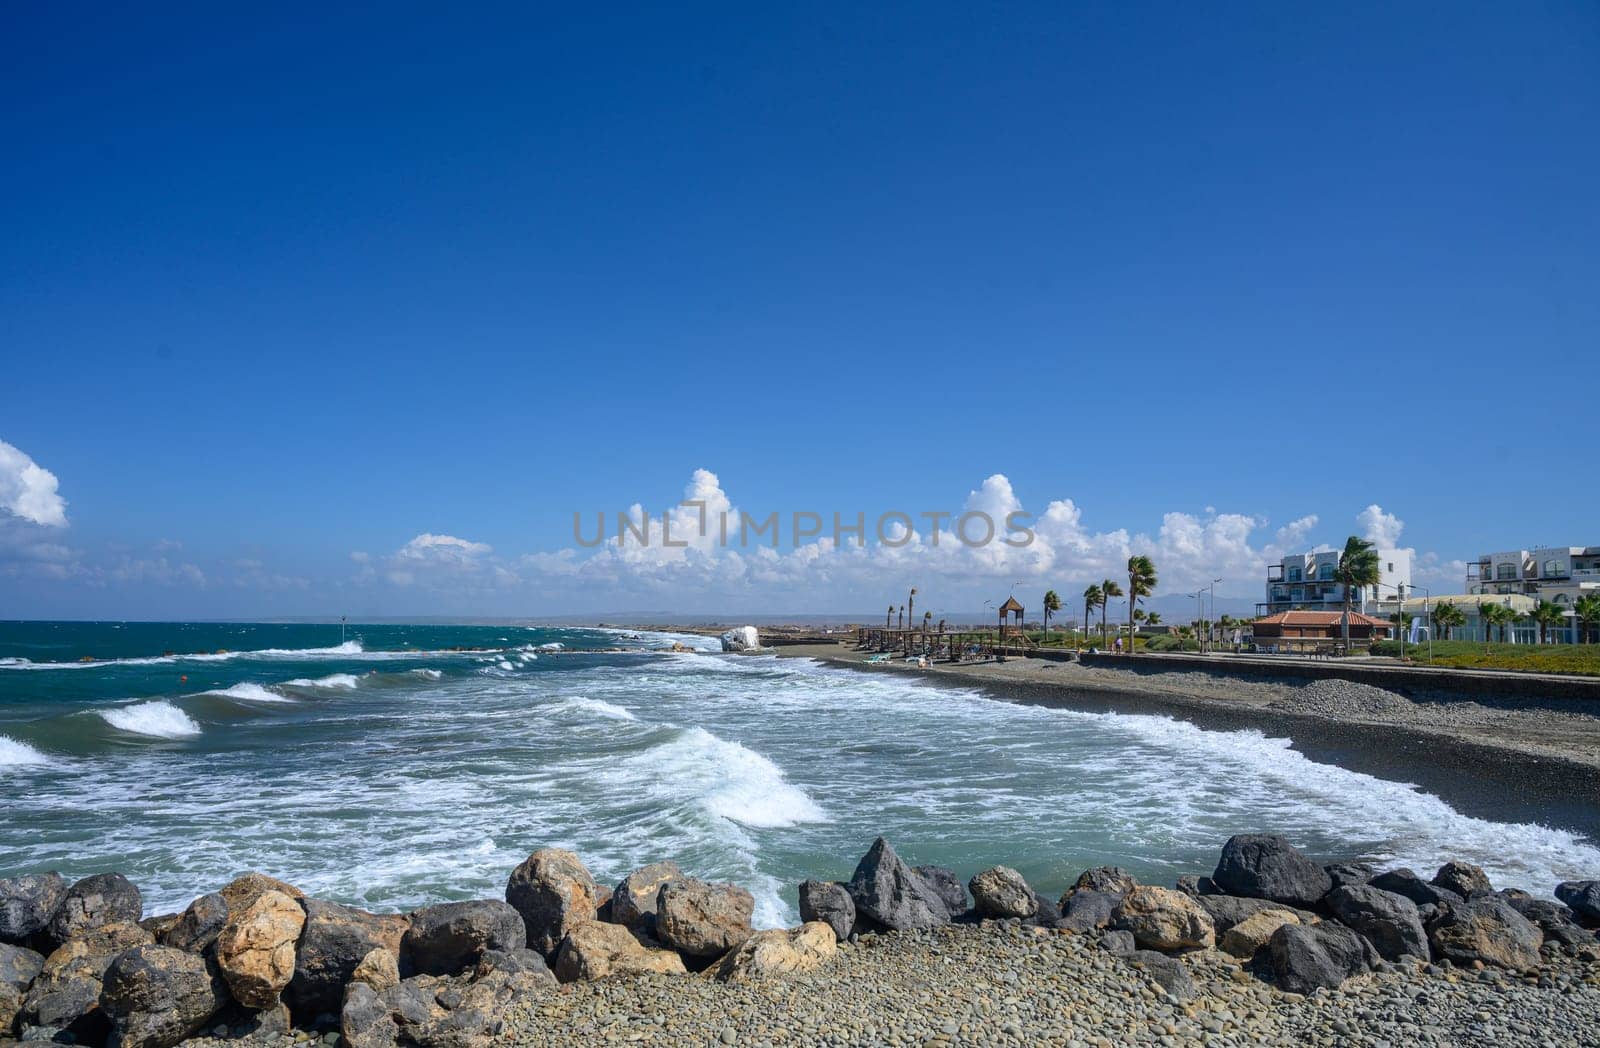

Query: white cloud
[[1357, 504, 1405, 548], [398, 533, 493, 564], [0, 439, 67, 527]]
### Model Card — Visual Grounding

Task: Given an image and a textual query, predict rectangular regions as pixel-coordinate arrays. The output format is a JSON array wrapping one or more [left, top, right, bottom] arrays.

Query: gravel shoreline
[[500, 920, 1600, 1048]]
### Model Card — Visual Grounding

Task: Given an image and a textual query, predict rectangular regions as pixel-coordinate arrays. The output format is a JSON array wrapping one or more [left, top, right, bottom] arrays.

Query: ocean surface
[[3, 621, 1597, 927]]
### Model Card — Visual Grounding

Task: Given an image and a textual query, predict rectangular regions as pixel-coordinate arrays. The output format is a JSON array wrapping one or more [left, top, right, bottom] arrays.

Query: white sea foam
[[100, 701, 203, 738], [538, 642, 564, 651], [410, 669, 443, 680], [0, 734, 52, 769], [204, 682, 295, 703], [637, 727, 826, 829], [283, 673, 361, 690], [0, 640, 373, 670], [553, 697, 638, 722]]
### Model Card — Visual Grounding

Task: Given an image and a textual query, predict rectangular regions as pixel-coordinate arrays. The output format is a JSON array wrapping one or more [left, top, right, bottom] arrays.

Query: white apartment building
[[1465, 546, 1600, 643], [1258, 548, 1412, 618]]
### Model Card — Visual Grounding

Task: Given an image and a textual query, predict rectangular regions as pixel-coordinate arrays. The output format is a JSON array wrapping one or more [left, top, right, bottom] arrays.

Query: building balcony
[[1267, 565, 1285, 583]]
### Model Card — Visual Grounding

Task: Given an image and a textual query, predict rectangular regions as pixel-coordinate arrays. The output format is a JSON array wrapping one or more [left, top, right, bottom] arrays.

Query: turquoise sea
[[2, 621, 1597, 925]]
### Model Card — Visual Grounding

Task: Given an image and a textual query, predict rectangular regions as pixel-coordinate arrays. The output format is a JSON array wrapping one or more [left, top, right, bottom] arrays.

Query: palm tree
[[1082, 585, 1103, 650], [1126, 555, 1157, 650], [908, 588, 917, 629], [898, 605, 905, 630], [1334, 536, 1382, 651], [1042, 589, 1061, 637], [1575, 593, 1600, 644], [1532, 600, 1565, 645], [1099, 578, 1123, 645], [1430, 602, 1466, 641], [1145, 611, 1162, 626], [886, 605, 894, 629], [1477, 601, 1502, 643]]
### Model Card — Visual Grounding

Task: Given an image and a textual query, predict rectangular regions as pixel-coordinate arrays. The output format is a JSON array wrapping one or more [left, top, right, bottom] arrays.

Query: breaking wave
[[99, 701, 203, 739]]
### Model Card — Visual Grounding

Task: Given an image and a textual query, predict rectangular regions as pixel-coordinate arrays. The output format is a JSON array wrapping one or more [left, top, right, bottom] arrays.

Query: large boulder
[[969, 867, 1037, 920], [286, 898, 409, 1021], [404, 900, 525, 977], [846, 838, 950, 931], [1072, 867, 1139, 897], [1369, 868, 1463, 909], [1, 943, 46, 1032], [719, 626, 761, 652], [1219, 909, 1300, 959], [1196, 894, 1317, 933], [351, 947, 401, 992], [1324, 862, 1376, 891], [158, 893, 229, 955], [341, 964, 553, 1048], [1325, 885, 1428, 962], [705, 922, 836, 983], [797, 881, 856, 942], [1059, 890, 1121, 934], [20, 921, 153, 1041], [504, 849, 599, 958], [1432, 861, 1492, 898], [913, 866, 969, 918], [1555, 881, 1600, 923], [551, 921, 687, 982], [0, 873, 66, 947], [1427, 897, 1543, 971], [1120, 950, 1195, 1001], [218, 873, 303, 914], [99, 944, 226, 1048], [656, 879, 754, 958], [1211, 835, 1331, 908], [213, 889, 306, 1008], [611, 861, 682, 930], [1111, 887, 1214, 951], [46, 873, 143, 948], [1267, 923, 1372, 993]]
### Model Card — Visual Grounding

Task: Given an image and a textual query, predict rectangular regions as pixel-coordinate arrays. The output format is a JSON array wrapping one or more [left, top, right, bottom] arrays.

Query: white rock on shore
[[719, 626, 761, 652]]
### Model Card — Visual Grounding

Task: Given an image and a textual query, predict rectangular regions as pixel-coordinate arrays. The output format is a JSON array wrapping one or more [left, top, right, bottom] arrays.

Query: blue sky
[[3, 2, 1597, 619]]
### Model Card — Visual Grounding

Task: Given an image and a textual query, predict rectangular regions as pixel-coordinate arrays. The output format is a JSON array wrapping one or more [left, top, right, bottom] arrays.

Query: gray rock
[[1072, 867, 1139, 896], [1266, 922, 1372, 994], [1427, 897, 1544, 971], [611, 861, 682, 930], [504, 849, 599, 960], [1432, 860, 1492, 898], [1324, 884, 1428, 961], [342, 965, 552, 1048], [968, 867, 1037, 919], [46, 874, 143, 949], [99, 944, 226, 1048], [287, 898, 409, 1022], [1211, 834, 1331, 908], [0, 874, 67, 947], [1196, 894, 1316, 934], [1059, 891, 1121, 933], [157, 893, 228, 955], [913, 866, 968, 918], [798, 881, 856, 942], [1121, 949, 1195, 1001], [403, 901, 525, 977], [473, 948, 554, 984], [1, 943, 46, 1032], [21, 921, 153, 1042], [1172, 875, 1213, 897], [656, 879, 754, 958], [1555, 880, 1600, 923], [340, 981, 395, 1048], [846, 838, 950, 932], [1369, 868, 1463, 908], [1324, 862, 1376, 891], [1098, 929, 1136, 955]]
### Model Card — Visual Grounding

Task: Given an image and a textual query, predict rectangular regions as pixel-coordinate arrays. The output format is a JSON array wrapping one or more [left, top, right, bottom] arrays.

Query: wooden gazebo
[[996, 595, 1024, 659]]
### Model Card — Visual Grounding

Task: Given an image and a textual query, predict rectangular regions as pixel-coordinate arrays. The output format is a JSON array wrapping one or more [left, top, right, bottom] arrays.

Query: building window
[[1497, 563, 1517, 580], [1544, 559, 1566, 577], [1555, 593, 1570, 603], [1287, 567, 1301, 582], [1318, 564, 1334, 581], [1387, 562, 1394, 573]]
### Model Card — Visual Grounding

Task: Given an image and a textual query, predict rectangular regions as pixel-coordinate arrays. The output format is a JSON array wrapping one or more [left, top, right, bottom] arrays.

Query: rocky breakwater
[[0, 849, 837, 1048], [2, 834, 1599, 1047]]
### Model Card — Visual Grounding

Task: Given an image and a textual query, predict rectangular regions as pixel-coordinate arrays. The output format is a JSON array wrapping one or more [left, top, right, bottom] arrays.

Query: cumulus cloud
[[0, 439, 67, 527], [1358, 504, 1405, 548]]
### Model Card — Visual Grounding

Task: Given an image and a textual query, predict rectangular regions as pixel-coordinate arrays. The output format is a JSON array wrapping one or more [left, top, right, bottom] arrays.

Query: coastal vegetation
[[1335, 536, 1382, 650], [1371, 640, 1600, 677]]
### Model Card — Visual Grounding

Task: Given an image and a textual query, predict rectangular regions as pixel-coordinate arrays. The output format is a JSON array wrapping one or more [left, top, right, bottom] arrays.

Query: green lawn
[[1369, 639, 1600, 677]]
